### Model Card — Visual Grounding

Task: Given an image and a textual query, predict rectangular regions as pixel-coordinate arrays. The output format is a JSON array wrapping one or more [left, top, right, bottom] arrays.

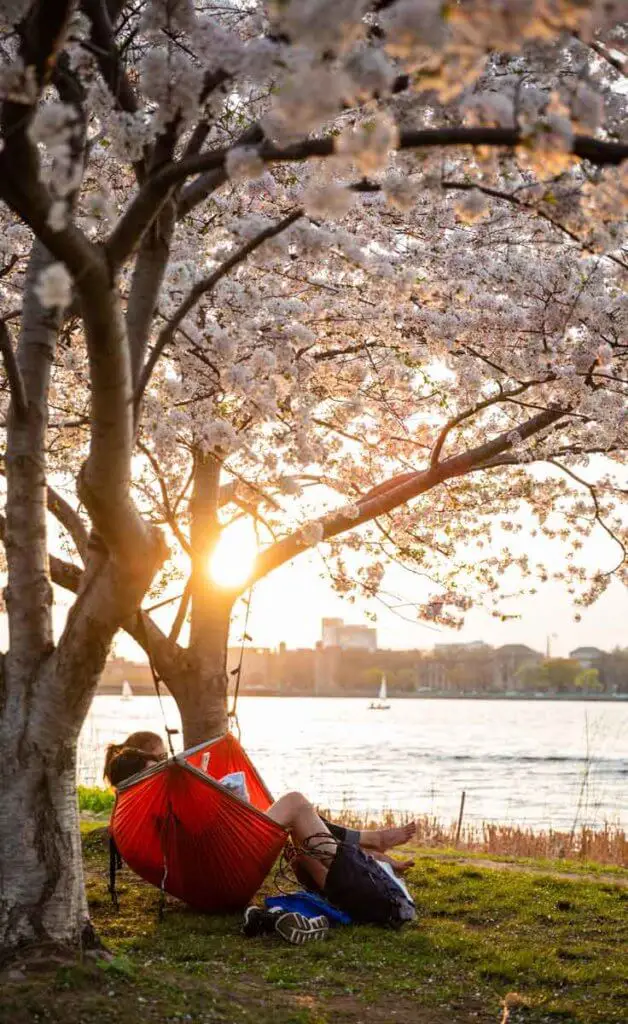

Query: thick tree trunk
[[0, 671, 92, 956], [162, 596, 232, 747], [170, 659, 229, 747], [163, 450, 233, 746]]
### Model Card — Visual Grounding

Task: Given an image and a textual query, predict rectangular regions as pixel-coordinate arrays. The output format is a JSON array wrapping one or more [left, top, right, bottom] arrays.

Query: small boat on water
[[369, 674, 390, 710], [121, 680, 134, 700]]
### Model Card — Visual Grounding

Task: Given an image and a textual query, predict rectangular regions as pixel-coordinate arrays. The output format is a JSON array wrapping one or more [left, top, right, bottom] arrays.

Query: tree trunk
[[163, 595, 232, 747], [163, 449, 232, 746], [0, 668, 92, 956]]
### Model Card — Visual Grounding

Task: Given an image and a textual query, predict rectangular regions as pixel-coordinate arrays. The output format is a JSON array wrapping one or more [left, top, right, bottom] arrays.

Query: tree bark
[[163, 605, 231, 746], [0, 663, 92, 955], [166, 451, 232, 743], [3, 242, 57, 676], [127, 202, 175, 393]]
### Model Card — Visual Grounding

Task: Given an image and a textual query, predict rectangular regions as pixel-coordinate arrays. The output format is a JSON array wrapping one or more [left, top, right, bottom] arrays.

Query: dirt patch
[[308, 991, 496, 1023]]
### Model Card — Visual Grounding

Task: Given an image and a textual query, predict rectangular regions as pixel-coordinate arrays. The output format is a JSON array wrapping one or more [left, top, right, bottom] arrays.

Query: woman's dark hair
[[106, 747, 161, 787], [104, 730, 164, 785]]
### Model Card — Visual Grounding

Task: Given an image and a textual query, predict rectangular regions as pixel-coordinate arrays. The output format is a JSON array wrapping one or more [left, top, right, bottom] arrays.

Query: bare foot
[[391, 858, 415, 876], [372, 851, 415, 875], [372, 822, 416, 852]]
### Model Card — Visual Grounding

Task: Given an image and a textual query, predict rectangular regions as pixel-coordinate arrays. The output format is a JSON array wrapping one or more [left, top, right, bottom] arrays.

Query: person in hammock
[[104, 730, 416, 871], [105, 731, 417, 941]]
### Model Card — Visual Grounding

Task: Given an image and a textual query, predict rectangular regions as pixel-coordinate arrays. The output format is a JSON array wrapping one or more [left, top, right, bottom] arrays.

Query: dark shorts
[[323, 843, 416, 928], [321, 818, 360, 846]]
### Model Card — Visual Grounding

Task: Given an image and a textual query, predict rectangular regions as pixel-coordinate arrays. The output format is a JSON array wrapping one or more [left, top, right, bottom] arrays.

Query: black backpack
[[323, 843, 416, 928]]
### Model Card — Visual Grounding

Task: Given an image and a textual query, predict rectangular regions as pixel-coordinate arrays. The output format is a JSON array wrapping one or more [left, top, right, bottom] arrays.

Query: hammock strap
[[157, 806, 173, 922], [228, 586, 253, 736], [108, 835, 122, 909], [274, 831, 340, 894], [136, 612, 177, 757]]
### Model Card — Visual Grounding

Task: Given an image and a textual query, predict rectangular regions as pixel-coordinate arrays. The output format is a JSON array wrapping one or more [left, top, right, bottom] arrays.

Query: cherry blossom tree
[[0, 0, 626, 955]]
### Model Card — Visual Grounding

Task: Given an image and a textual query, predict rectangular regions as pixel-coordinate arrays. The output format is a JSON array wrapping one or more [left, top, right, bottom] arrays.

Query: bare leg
[[267, 792, 337, 890]]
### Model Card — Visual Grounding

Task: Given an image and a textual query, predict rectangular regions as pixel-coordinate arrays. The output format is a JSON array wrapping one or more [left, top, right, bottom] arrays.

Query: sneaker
[[242, 905, 282, 937], [274, 911, 330, 946]]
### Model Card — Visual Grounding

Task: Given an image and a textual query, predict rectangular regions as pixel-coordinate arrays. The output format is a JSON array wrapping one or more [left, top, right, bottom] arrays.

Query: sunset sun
[[209, 521, 258, 588]]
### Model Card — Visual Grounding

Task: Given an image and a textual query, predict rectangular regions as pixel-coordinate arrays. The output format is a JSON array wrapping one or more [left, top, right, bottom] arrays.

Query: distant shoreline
[[96, 687, 628, 702]]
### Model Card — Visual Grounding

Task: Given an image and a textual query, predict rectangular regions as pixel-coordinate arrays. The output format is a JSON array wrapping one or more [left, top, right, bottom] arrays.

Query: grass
[[79, 785, 116, 815], [1, 828, 626, 1024]]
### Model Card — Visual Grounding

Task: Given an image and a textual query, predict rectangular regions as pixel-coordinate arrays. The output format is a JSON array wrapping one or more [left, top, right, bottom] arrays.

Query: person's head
[[104, 730, 167, 787]]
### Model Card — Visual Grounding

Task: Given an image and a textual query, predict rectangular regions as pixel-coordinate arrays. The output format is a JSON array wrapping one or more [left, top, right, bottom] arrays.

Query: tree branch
[[134, 208, 303, 409], [430, 378, 553, 467], [0, 2, 98, 279], [176, 124, 265, 220], [441, 180, 628, 273], [136, 439, 192, 556], [123, 608, 183, 679], [547, 458, 627, 573], [168, 580, 190, 644], [46, 484, 89, 562], [0, 455, 88, 562], [50, 553, 83, 592], [0, 512, 84, 594], [81, 0, 139, 114], [108, 126, 628, 270], [246, 406, 568, 587], [0, 320, 28, 419]]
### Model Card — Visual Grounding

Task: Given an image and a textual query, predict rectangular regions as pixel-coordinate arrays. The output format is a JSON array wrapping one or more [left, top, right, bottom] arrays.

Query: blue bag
[[265, 891, 352, 925]]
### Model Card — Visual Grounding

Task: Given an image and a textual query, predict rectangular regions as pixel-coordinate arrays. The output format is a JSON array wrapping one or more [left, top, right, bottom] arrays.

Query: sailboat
[[369, 674, 390, 710], [121, 680, 134, 700]]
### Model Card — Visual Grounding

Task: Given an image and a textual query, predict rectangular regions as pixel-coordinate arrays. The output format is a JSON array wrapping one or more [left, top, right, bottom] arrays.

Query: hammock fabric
[[110, 733, 288, 913]]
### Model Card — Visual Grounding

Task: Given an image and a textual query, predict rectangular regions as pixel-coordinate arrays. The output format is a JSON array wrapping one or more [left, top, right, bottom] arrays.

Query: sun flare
[[209, 521, 258, 588]]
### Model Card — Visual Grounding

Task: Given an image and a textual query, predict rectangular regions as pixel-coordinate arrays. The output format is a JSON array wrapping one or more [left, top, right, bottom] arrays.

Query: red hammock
[[110, 733, 288, 913]]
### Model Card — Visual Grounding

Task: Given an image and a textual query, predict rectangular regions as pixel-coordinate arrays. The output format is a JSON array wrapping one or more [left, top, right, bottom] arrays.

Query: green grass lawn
[[1, 828, 626, 1024]]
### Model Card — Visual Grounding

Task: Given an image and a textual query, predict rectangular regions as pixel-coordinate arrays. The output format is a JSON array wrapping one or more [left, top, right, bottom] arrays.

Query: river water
[[78, 696, 627, 831]]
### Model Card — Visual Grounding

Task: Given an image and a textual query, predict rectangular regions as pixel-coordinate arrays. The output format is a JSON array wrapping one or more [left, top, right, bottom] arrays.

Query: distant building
[[321, 617, 377, 653], [493, 644, 542, 691], [569, 646, 605, 669], [226, 647, 274, 691], [433, 641, 490, 656]]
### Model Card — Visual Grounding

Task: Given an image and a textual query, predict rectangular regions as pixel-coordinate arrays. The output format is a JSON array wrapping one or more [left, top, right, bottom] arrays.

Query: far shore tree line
[[101, 644, 628, 698]]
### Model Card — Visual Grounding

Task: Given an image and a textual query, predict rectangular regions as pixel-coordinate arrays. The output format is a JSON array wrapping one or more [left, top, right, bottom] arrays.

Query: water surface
[[79, 696, 627, 831]]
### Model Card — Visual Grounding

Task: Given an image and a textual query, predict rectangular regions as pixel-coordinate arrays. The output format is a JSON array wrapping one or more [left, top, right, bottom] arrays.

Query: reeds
[[319, 807, 627, 866]]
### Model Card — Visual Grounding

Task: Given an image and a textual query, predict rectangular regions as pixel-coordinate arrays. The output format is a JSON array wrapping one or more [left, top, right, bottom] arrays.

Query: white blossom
[[344, 47, 396, 98], [47, 200, 68, 233], [34, 263, 72, 309], [303, 183, 355, 219], [300, 521, 325, 547], [277, 0, 368, 56], [0, 58, 37, 104], [336, 114, 399, 174], [455, 188, 490, 224], [28, 102, 77, 150], [382, 0, 447, 58], [383, 173, 418, 212], [571, 84, 604, 131], [225, 147, 265, 182]]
